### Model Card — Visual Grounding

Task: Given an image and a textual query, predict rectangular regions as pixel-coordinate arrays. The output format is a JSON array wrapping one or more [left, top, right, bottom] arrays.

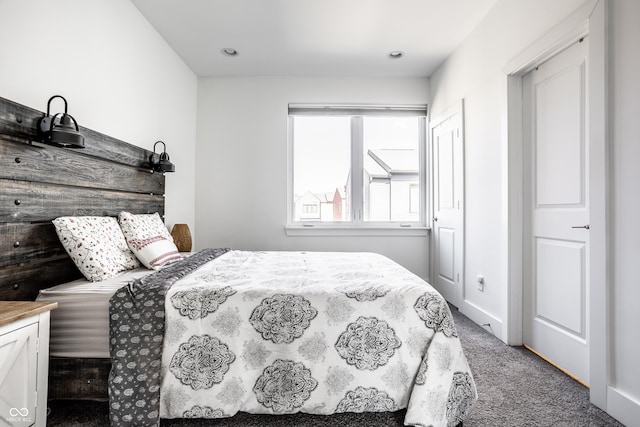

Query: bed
[[36, 248, 476, 426], [0, 96, 476, 426]]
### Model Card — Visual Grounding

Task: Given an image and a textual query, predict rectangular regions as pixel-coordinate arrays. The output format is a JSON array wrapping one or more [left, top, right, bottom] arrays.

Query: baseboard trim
[[607, 386, 640, 427], [461, 300, 504, 342]]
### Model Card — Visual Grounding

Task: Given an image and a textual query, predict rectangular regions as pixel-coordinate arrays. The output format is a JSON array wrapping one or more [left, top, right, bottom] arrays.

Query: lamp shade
[[150, 141, 176, 172], [155, 152, 176, 172], [37, 95, 85, 148], [170, 224, 192, 252]]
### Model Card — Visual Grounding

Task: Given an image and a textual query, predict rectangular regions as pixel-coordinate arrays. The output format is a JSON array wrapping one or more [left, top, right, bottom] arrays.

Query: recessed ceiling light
[[221, 48, 238, 57], [388, 51, 404, 59]]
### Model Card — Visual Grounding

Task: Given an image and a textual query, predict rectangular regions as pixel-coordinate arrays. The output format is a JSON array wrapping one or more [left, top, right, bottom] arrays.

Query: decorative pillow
[[118, 211, 182, 269], [53, 216, 141, 282]]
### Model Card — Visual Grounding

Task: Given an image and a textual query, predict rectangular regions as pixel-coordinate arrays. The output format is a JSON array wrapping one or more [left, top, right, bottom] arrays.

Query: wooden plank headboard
[[0, 96, 166, 301]]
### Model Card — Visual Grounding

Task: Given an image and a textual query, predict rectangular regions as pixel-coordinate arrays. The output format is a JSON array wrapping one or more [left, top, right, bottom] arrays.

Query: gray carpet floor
[[46, 307, 625, 426]]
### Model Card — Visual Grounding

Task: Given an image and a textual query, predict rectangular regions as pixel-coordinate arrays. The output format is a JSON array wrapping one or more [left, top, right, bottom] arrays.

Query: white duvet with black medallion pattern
[[158, 250, 476, 427]]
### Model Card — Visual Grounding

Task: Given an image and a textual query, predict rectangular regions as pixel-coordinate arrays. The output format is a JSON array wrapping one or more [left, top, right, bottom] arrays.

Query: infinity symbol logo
[[9, 408, 29, 417]]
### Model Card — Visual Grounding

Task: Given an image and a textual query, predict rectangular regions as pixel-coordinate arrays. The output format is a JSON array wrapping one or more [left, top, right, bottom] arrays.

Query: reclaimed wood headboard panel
[[0, 96, 166, 301]]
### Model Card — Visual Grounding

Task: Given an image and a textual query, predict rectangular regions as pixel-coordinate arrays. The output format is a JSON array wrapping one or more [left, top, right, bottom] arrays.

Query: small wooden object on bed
[[0, 95, 167, 400]]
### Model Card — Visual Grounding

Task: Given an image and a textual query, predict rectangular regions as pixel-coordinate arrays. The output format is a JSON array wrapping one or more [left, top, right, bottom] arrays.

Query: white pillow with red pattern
[[118, 211, 181, 269]]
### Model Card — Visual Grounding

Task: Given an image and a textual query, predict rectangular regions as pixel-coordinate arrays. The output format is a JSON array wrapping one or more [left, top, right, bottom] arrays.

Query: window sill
[[285, 224, 430, 237]]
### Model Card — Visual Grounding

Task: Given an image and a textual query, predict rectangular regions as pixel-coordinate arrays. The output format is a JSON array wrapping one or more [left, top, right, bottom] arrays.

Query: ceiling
[[131, 0, 499, 78]]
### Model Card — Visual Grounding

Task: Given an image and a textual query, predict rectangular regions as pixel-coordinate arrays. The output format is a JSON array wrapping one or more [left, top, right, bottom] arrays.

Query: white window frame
[[286, 104, 429, 236]]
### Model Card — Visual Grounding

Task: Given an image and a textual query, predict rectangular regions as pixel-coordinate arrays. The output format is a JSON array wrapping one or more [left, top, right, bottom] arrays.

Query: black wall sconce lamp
[[149, 141, 176, 172], [37, 95, 85, 148]]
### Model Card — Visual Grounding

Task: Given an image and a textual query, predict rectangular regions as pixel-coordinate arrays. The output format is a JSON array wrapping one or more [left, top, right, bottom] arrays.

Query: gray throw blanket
[[108, 248, 230, 426]]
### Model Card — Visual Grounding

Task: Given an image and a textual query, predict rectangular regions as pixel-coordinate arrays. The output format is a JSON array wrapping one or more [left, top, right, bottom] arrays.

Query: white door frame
[[502, 0, 609, 409]]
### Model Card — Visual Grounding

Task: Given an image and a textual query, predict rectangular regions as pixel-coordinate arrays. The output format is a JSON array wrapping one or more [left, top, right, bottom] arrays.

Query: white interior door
[[430, 101, 464, 309], [523, 39, 589, 384]]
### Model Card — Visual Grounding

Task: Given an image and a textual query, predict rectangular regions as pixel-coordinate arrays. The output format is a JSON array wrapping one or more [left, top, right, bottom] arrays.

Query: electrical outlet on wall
[[477, 275, 485, 291]]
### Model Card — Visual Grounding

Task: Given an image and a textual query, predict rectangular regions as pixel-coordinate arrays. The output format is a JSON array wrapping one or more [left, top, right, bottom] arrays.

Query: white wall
[[431, 0, 640, 423], [429, 0, 590, 337], [610, 0, 640, 424], [196, 76, 431, 279], [0, 0, 198, 233]]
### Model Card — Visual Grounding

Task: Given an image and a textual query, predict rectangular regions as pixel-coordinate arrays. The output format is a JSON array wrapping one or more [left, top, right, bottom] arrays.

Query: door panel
[[437, 227, 455, 282], [437, 132, 455, 210], [523, 38, 589, 384], [430, 101, 464, 309], [535, 63, 585, 206], [535, 238, 585, 335]]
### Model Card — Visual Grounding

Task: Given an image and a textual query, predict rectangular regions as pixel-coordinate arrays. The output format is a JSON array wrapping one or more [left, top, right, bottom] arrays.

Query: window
[[288, 104, 427, 231], [303, 204, 318, 214]]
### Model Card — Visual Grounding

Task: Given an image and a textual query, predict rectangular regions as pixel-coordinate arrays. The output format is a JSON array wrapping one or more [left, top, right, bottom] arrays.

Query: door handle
[[432, 217, 438, 222], [571, 225, 590, 230]]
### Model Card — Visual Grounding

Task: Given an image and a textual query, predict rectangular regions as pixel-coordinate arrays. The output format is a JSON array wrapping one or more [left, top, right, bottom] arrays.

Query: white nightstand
[[0, 301, 57, 427]]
